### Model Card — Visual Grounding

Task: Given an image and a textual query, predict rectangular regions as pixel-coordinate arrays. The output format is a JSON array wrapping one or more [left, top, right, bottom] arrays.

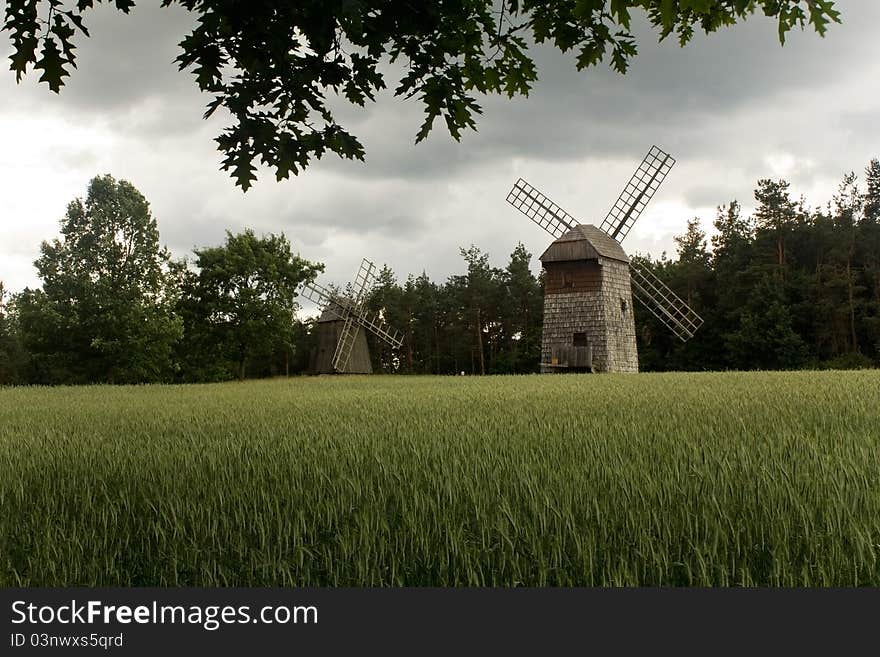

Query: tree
[[725, 274, 809, 370], [864, 159, 880, 224], [711, 200, 752, 262], [0, 281, 28, 384], [753, 178, 798, 271], [499, 243, 542, 373], [659, 218, 713, 369], [856, 160, 880, 361], [16, 175, 182, 383], [453, 245, 505, 375], [409, 273, 443, 374], [829, 172, 863, 353], [365, 264, 403, 372], [175, 230, 321, 380], [711, 199, 754, 313], [709, 201, 754, 350], [3, 1, 840, 189], [672, 217, 710, 307]]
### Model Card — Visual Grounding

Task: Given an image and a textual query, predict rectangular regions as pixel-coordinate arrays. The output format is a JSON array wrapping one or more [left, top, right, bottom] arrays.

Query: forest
[[1, 157, 879, 385]]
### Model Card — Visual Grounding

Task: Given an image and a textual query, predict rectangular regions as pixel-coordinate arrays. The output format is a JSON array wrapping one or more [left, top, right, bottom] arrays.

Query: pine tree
[[858, 159, 880, 358], [864, 159, 880, 223], [501, 243, 542, 373], [753, 179, 797, 273]]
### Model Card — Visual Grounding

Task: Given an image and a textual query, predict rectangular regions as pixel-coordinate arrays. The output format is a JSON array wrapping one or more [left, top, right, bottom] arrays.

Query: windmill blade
[[330, 259, 377, 371], [347, 258, 404, 349], [506, 178, 578, 239], [301, 259, 377, 316], [299, 281, 334, 310], [301, 281, 356, 324], [351, 258, 378, 308], [600, 146, 675, 243], [319, 293, 402, 349], [629, 260, 703, 342], [331, 314, 359, 372], [351, 309, 403, 349]]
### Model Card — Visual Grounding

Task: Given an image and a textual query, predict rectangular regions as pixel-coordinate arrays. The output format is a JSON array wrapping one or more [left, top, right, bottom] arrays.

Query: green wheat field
[[2, 371, 879, 586]]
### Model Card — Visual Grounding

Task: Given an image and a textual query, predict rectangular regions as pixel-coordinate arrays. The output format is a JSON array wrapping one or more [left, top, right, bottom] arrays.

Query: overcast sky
[[2, 2, 879, 312]]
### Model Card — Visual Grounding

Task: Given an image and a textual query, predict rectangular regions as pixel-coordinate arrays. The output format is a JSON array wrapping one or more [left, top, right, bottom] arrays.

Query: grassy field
[[1, 371, 879, 586]]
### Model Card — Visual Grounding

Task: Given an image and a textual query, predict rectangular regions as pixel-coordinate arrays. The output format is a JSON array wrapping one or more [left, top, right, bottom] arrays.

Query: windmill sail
[[299, 279, 338, 311], [629, 259, 703, 341], [599, 146, 675, 243], [331, 314, 360, 372], [351, 258, 377, 306], [357, 311, 403, 349], [506, 178, 577, 239]]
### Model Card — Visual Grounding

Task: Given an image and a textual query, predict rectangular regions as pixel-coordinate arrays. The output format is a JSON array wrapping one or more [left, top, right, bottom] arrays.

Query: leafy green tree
[[16, 175, 182, 383], [662, 218, 714, 369], [704, 201, 755, 368], [3, 1, 840, 189], [725, 275, 809, 370], [0, 282, 28, 384], [828, 172, 864, 354], [176, 230, 321, 380]]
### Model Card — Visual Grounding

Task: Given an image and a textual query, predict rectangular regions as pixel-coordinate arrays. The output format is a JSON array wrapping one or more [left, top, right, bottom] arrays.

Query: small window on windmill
[[563, 271, 573, 288], [620, 298, 628, 313], [573, 332, 587, 347]]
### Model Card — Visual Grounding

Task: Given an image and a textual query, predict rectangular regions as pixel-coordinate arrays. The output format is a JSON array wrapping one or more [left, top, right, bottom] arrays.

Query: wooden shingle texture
[[539, 223, 638, 373]]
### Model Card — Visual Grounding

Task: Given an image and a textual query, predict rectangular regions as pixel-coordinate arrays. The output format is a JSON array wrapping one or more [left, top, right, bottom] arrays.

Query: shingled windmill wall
[[539, 224, 638, 373], [309, 306, 373, 374]]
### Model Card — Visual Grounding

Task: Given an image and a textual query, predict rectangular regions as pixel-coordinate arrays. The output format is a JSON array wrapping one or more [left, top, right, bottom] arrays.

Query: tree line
[[635, 160, 880, 372], [1, 159, 879, 385]]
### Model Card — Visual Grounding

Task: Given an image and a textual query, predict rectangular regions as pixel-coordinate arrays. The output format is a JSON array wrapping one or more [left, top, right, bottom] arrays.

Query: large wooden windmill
[[299, 259, 403, 374], [506, 146, 703, 373]]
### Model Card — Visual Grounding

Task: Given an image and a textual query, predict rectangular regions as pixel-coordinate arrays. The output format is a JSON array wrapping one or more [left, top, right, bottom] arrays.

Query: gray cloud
[[317, 4, 880, 180], [48, 3, 194, 112]]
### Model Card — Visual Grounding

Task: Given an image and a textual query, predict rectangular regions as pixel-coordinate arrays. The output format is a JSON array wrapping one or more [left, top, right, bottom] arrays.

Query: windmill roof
[[316, 300, 348, 323], [539, 224, 629, 264]]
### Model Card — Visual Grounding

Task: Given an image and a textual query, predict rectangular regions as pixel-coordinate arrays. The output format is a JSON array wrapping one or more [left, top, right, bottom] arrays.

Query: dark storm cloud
[[52, 3, 194, 112], [7, 2, 876, 161], [287, 189, 431, 240], [10, 1, 874, 179], [683, 184, 740, 211], [314, 4, 879, 182]]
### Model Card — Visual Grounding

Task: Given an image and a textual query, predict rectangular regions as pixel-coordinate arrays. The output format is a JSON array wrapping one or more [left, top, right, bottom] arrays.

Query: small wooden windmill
[[506, 146, 703, 373], [299, 259, 403, 374]]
